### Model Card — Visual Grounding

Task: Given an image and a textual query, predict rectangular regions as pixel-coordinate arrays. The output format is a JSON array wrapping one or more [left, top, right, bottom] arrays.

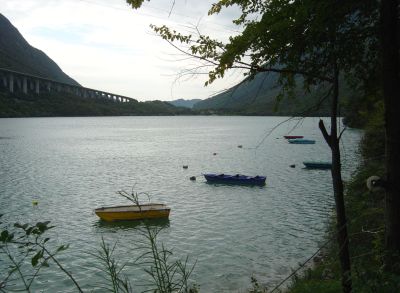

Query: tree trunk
[[319, 62, 352, 292], [381, 0, 400, 260]]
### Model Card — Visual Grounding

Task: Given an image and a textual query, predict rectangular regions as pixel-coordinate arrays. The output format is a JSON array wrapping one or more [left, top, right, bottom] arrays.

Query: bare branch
[[338, 126, 347, 141], [319, 119, 332, 148], [167, 0, 175, 18]]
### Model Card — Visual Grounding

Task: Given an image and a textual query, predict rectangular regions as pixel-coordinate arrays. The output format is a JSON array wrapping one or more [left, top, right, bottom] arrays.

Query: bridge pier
[[16, 77, 21, 91], [35, 80, 39, 94], [2, 75, 7, 88], [22, 77, 27, 94], [9, 74, 14, 93]]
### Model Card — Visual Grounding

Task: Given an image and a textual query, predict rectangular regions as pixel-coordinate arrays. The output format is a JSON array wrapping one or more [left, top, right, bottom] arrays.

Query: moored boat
[[303, 161, 332, 169], [284, 135, 304, 139], [203, 173, 266, 185], [95, 203, 170, 222], [288, 139, 316, 144]]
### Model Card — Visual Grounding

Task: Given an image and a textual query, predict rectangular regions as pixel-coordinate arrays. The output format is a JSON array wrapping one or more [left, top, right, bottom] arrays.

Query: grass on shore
[[287, 102, 400, 292]]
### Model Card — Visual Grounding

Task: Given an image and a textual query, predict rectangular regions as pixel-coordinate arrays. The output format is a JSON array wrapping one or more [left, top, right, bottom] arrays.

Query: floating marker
[[32, 201, 38, 206], [290, 164, 296, 168], [183, 165, 188, 169], [190, 176, 196, 181], [238, 145, 243, 148]]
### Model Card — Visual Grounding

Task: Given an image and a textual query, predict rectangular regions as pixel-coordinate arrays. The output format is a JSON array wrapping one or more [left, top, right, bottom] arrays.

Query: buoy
[[238, 145, 243, 148], [366, 176, 386, 192], [290, 164, 296, 168], [213, 153, 217, 156], [190, 176, 196, 181], [183, 165, 188, 169], [32, 201, 38, 206]]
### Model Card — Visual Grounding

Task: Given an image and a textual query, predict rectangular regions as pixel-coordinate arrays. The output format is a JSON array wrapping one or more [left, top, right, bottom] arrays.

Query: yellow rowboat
[[95, 204, 170, 222]]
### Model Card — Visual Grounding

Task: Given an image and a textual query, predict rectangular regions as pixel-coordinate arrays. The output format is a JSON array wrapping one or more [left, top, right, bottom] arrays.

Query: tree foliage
[[126, 1, 386, 292], [128, 0, 379, 101]]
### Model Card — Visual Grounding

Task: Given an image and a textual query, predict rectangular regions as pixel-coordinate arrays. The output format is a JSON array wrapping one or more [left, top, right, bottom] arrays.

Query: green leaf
[[14, 223, 22, 228], [57, 244, 69, 252], [31, 250, 43, 267], [0, 230, 9, 242], [26, 227, 34, 235], [35, 221, 53, 234]]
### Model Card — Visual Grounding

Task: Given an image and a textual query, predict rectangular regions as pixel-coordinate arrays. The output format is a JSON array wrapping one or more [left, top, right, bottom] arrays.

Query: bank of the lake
[[0, 91, 193, 117], [286, 108, 400, 293]]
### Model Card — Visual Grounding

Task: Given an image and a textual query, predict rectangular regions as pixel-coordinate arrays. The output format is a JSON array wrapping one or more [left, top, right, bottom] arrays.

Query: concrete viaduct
[[0, 67, 137, 103]]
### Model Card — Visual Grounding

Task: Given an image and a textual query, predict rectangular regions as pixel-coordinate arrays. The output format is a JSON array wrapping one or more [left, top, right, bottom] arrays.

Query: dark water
[[0, 116, 361, 292]]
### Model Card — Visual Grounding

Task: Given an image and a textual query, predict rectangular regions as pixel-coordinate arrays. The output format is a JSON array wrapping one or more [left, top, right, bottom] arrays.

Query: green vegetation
[[0, 215, 197, 292], [0, 90, 193, 117], [193, 73, 336, 116], [0, 216, 83, 292], [285, 104, 400, 292]]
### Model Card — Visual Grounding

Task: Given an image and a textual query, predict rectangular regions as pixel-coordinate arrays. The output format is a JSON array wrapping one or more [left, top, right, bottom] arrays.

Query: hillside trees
[[126, 0, 395, 291], [381, 0, 400, 267]]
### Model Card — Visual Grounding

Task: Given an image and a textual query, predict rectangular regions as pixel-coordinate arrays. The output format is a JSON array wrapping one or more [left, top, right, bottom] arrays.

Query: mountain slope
[[0, 13, 196, 117], [194, 72, 334, 116], [168, 99, 201, 109], [0, 13, 79, 85]]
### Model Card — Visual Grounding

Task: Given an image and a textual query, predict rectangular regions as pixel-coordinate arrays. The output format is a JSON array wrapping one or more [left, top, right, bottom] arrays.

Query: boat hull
[[95, 204, 170, 222], [284, 135, 304, 139], [203, 174, 266, 185], [303, 161, 332, 169], [288, 139, 315, 144]]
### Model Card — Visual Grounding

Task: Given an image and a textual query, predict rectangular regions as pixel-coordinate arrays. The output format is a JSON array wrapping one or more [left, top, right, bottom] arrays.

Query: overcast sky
[[2, 0, 247, 101]]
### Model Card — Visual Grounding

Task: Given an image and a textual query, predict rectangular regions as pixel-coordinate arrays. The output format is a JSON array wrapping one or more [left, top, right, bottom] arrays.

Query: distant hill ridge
[[194, 72, 333, 116], [0, 13, 79, 85], [168, 99, 201, 109]]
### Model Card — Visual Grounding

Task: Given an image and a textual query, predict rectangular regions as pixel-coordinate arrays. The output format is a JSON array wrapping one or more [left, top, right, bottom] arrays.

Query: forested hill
[[194, 71, 335, 116], [168, 99, 202, 109], [0, 13, 79, 85]]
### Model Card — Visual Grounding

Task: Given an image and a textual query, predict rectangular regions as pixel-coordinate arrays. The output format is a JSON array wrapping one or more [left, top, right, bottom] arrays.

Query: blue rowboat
[[203, 173, 266, 185], [303, 161, 332, 169], [288, 139, 316, 144]]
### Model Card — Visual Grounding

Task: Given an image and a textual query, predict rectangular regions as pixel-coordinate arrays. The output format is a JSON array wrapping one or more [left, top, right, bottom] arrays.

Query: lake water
[[0, 116, 362, 292]]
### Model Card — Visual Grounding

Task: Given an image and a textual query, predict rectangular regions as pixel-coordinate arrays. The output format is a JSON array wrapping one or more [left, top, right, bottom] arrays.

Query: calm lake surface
[[0, 116, 362, 292]]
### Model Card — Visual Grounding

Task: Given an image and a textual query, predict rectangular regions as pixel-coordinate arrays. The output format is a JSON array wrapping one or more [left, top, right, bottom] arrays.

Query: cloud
[[2, 0, 245, 101]]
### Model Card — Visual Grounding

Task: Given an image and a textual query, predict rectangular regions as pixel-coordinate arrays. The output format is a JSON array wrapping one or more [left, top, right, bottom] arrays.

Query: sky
[[2, 0, 246, 101]]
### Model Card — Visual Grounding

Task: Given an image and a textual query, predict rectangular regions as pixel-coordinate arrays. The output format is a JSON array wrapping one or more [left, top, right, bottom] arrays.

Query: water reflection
[[93, 218, 170, 232], [205, 181, 266, 187]]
